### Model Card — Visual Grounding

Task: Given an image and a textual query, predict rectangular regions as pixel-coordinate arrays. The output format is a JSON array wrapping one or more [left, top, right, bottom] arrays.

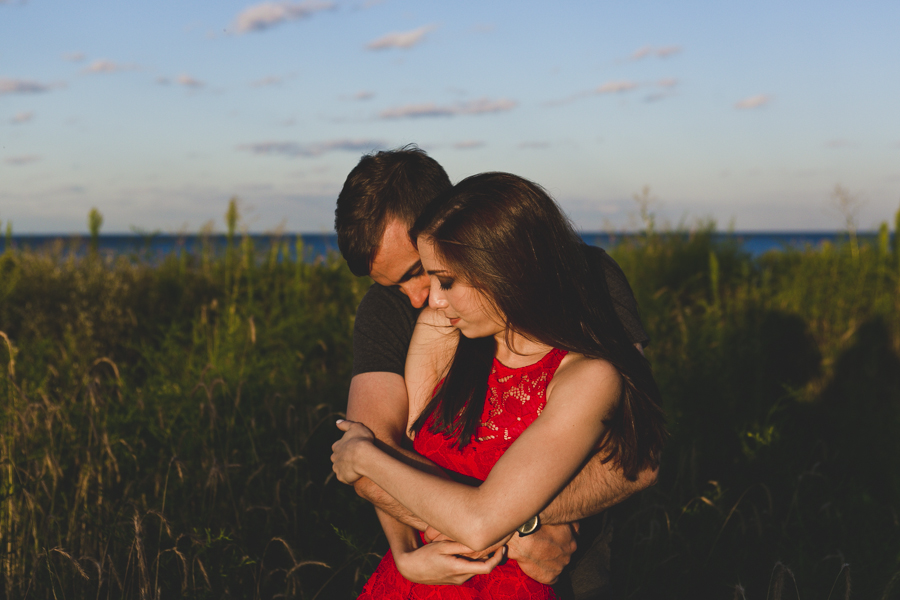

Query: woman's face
[[417, 237, 505, 339]]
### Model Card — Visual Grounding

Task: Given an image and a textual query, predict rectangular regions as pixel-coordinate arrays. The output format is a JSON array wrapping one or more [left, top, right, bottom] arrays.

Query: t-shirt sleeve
[[583, 244, 650, 347], [352, 283, 421, 377]]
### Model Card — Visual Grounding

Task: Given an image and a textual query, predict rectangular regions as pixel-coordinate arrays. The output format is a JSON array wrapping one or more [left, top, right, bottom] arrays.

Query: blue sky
[[2, 0, 898, 234]]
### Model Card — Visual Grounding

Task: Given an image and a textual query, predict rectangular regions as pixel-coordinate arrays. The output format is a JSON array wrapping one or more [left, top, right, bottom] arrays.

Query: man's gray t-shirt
[[350, 244, 648, 600]]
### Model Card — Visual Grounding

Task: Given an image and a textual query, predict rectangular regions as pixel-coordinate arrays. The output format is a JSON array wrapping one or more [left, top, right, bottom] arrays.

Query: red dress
[[359, 348, 568, 600]]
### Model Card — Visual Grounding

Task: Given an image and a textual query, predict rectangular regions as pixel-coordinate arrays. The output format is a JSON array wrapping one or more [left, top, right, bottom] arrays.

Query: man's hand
[[507, 523, 579, 585], [393, 540, 506, 585]]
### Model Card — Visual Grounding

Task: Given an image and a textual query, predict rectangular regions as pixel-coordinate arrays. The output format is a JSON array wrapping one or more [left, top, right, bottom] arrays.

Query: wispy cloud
[[546, 78, 668, 107], [234, 1, 335, 33], [83, 59, 139, 74], [251, 76, 282, 87], [734, 94, 772, 109], [238, 138, 386, 157], [597, 80, 639, 94], [352, 90, 375, 101], [644, 79, 679, 102], [5, 155, 41, 166], [453, 140, 484, 150], [177, 74, 204, 88], [10, 111, 34, 124], [629, 45, 682, 61], [62, 52, 86, 62], [0, 78, 61, 95], [379, 98, 516, 119], [366, 25, 435, 50]]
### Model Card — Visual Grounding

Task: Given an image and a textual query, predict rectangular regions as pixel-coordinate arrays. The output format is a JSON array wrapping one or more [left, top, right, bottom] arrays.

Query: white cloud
[[234, 1, 335, 33], [735, 94, 772, 109], [379, 98, 516, 119], [366, 25, 435, 50], [630, 45, 682, 60], [10, 111, 34, 124], [63, 52, 86, 62], [251, 76, 282, 87], [353, 90, 375, 101], [453, 140, 484, 150], [177, 74, 204, 88], [5, 155, 41, 166], [0, 78, 60, 95], [630, 45, 653, 61], [597, 81, 639, 94], [83, 59, 138, 74], [238, 138, 386, 157], [656, 45, 682, 58]]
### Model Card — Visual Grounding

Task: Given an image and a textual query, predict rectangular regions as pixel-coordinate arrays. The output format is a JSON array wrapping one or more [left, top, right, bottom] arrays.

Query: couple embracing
[[331, 146, 666, 600]]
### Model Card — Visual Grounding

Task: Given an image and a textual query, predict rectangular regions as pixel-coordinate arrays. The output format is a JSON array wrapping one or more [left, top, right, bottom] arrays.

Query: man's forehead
[[369, 219, 420, 284]]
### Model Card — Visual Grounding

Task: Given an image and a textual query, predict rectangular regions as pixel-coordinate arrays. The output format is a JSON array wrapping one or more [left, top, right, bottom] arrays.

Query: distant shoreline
[[2, 230, 890, 259]]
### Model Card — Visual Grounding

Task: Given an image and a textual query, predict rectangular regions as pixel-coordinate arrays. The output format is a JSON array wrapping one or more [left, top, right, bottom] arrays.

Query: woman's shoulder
[[549, 352, 623, 404]]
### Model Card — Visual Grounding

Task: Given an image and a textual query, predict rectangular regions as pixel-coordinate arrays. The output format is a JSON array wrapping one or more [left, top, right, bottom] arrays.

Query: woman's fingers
[[330, 420, 373, 484]]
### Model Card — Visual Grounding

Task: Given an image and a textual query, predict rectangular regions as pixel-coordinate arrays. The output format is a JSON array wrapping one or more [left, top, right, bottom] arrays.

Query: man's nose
[[402, 276, 430, 309]]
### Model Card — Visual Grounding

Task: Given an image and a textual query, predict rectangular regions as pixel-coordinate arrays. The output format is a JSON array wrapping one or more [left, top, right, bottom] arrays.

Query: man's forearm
[[353, 440, 449, 530], [539, 453, 658, 525]]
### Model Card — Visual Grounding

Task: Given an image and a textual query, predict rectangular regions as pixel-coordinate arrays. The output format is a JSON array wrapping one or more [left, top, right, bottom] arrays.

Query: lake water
[[1, 231, 884, 262]]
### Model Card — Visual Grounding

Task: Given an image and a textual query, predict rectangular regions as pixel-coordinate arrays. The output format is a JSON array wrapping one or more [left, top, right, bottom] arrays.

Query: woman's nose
[[429, 286, 448, 309]]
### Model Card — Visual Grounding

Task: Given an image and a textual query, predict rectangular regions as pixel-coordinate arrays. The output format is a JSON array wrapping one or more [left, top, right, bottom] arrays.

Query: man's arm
[[347, 371, 448, 531], [537, 342, 655, 525], [539, 453, 658, 525]]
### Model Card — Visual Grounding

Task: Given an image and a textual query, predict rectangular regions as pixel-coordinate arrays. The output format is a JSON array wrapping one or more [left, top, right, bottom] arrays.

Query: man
[[335, 145, 656, 599]]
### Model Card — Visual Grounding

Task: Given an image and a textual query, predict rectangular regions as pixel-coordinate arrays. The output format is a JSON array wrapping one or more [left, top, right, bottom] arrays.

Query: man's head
[[335, 145, 451, 308]]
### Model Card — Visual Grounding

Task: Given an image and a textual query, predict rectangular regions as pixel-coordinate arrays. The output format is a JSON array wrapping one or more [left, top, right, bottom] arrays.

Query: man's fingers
[[423, 525, 442, 543], [479, 545, 506, 572], [335, 419, 354, 431]]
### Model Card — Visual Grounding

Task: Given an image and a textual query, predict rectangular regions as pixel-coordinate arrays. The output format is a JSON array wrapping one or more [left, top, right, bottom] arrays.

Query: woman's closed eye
[[438, 278, 454, 291]]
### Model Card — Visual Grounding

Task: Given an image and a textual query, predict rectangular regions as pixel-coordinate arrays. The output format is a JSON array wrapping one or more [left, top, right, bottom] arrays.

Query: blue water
[[0, 231, 885, 262]]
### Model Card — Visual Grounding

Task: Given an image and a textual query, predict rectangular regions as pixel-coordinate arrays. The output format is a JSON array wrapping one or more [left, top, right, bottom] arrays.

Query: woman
[[332, 173, 666, 598]]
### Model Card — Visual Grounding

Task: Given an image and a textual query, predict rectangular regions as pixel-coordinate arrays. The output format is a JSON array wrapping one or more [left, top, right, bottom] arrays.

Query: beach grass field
[[1, 204, 899, 599]]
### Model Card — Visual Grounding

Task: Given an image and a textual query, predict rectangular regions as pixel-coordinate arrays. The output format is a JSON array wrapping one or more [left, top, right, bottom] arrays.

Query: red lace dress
[[358, 348, 568, 600]]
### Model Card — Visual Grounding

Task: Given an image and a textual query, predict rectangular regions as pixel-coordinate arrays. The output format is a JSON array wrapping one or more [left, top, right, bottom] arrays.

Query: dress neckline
[[492, 347, 567, 375]]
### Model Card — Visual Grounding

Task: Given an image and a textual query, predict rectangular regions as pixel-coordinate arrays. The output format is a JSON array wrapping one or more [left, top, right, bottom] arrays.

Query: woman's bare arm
[[333, 353, 622, 552]]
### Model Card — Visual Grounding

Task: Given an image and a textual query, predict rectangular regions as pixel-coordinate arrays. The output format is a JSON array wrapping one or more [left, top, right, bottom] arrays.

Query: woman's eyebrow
[[427, 269, 450, 276]]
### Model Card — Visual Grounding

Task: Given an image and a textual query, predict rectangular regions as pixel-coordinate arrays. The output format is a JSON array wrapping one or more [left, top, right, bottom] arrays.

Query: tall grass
[[1, 204, 899, 599], [608, 214, 900, 599], [0, 222, 379, 598]]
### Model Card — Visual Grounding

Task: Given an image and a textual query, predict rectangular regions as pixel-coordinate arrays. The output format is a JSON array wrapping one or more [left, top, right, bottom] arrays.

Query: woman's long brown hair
[[409, 172, 666, 481]]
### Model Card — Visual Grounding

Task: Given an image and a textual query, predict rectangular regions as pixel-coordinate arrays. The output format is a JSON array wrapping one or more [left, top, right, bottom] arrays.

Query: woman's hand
[[394, 540, 506, 585], [424, 526, 515, 562], [331, 419, 375, 484]]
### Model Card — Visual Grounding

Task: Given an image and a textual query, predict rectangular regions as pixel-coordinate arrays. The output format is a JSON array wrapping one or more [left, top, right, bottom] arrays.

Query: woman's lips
[[448, 317, 460, 326]]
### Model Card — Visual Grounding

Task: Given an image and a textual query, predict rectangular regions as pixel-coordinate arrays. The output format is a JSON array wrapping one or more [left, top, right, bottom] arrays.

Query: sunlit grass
[[1, 203, 899, 599]]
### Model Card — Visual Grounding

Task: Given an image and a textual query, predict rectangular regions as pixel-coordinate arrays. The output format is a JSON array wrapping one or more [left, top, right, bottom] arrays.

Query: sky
[[2, 0, 899, 234]]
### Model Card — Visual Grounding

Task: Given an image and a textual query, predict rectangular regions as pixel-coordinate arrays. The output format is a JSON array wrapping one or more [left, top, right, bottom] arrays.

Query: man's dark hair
[[335, 145, 452, 277]]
